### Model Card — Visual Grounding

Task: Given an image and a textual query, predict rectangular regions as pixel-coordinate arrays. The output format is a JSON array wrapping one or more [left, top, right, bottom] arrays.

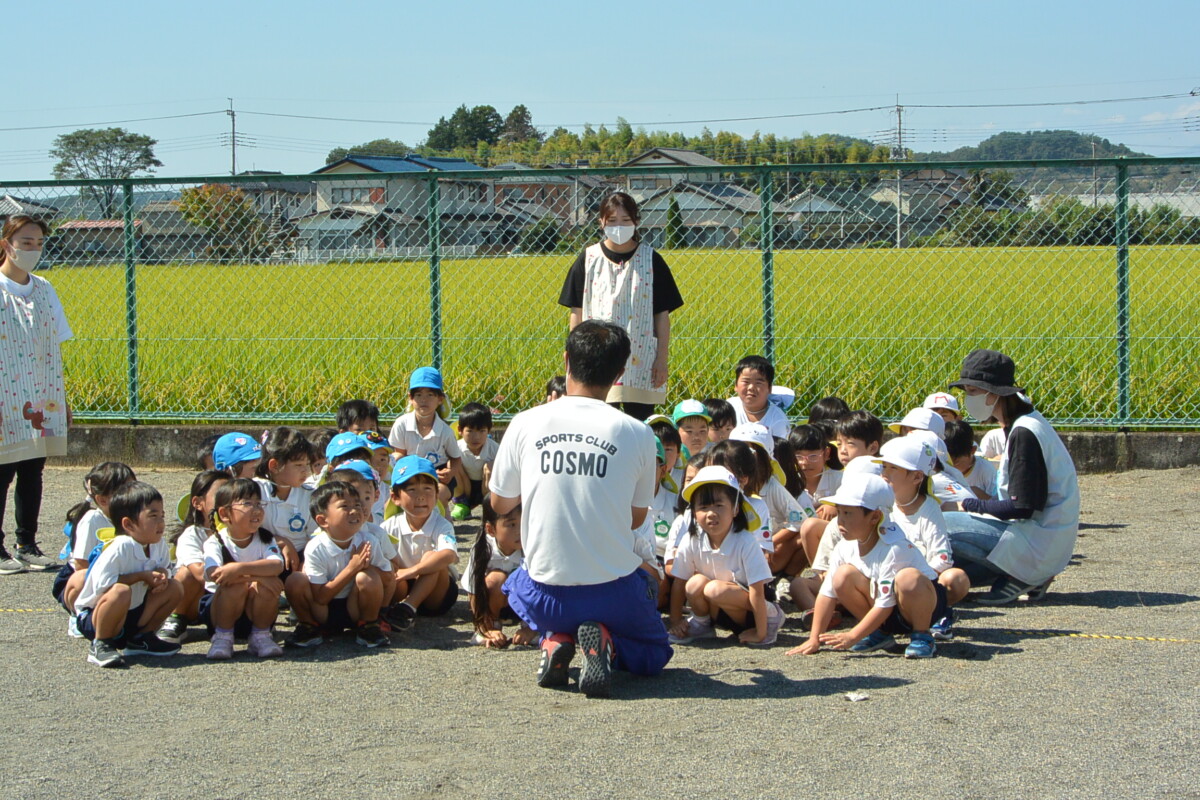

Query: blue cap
[[391, 455, 438, 487], [409, 367, 444, 393], [359, 429, 392, 451], [213, 432, 262, 471], [329, 458, 380, 484], [326, 431, 368, 460]]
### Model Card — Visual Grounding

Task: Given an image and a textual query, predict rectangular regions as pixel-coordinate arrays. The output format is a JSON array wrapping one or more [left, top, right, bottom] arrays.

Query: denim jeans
[[944, 511, 1011, 586]]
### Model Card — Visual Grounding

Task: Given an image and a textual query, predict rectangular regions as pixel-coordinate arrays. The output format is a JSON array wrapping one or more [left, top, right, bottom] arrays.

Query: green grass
[[49, 244, 1200, 425]]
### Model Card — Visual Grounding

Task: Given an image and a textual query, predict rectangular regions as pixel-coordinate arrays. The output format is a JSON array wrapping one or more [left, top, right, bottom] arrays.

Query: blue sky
[[3, 0, 1197, 180]]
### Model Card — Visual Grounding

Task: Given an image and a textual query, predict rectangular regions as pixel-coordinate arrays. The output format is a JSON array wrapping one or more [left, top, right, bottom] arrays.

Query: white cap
[[889, 407, 946, 440], [843, 455, 883, 476], [906, 429, 952, 469], [821, 472, 894, 511], [645, 414, 674, 429], [875, 436, 937, 475], [681, 465, 741, 502], [923, 392, 960, 413], [768, 386, 795, 411], [729, 422, 787, 484]]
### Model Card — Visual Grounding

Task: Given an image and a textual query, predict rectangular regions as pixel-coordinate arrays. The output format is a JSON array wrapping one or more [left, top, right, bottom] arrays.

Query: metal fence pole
[[121, 181, 139, 421], [1114, 161, 1131, 424], [427, 177, 443, 371], [758, 171, 775, 363]]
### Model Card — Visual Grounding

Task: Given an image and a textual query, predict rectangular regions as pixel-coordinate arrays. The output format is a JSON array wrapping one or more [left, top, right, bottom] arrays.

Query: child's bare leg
[[783, 543, 810, 577], [483, 570, 508, 622], [702, 579, 753, 626], [211, 583, 248, 630], [799, 517, 826, 564], [349, 569, 384, 623], [407, 569, 448, 611], [768, 530, 799, 573], [92, 584, 133, 639], [939, 567, 970, 606], [418, 569, 452, 612], [63, 569, 87, 613], [247, 577, 283, 629], [138, 580, 184, 633], [379, 570, 397, 607], [657, 574, 671, 610], [789, 574, 821, 612], [285, 572, 328, 625], [683, 574, 713, 618], [173, 567, 206, 620], [830, 564, 875, 620], [894, 568, 936, 633]]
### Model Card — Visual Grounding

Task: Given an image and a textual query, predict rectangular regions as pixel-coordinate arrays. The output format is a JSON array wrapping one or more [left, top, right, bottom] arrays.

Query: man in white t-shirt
[[490, 320, 671, 697]]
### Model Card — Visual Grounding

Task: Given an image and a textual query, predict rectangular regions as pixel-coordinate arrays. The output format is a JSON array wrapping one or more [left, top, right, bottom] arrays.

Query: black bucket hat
[[949, 349, 1024, 396]]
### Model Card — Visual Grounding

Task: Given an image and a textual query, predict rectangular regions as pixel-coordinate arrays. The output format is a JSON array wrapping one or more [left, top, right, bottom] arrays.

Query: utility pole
[[227, 98, 237, 176], [1091, 138, 1099, 206], [892, 98, 905, 248]]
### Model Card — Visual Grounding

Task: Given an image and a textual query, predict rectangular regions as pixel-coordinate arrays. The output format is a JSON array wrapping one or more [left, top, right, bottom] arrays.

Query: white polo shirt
[[670, 528, 773, 590], [891, 496, 954, 573], [201, 531, 283, 593], [303, 529, 394, 600], [458, 437, 499, 482], [489, 395, 657, 586], [819, 522, 935, 609], [380, 511, 457, 569], [173, 525, 208, 568], [460, 535, 525, 592], [761, 476, 814, 532], [75, 536, 171, 613], [960, 455, 998, 498], [388, 413, 462, 469], [70, 509, 112, 563], [254, 478, 316, 552], [727, 396, 790, 438]]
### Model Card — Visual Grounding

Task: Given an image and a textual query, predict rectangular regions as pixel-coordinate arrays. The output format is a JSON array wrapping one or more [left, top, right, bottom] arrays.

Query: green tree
[[664, 195, 683, 249], [520, 217, 560, 253], [50, 127, 162, 218], [325, 138, 409, 164], [501, 104, 541, 144], [177, 184, 270, 260]]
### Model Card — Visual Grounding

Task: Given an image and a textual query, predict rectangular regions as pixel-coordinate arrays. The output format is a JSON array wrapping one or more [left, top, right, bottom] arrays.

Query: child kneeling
[[787, 472, 946, 659], [464, 497, 534, 648], [285, 481, 393, 649]]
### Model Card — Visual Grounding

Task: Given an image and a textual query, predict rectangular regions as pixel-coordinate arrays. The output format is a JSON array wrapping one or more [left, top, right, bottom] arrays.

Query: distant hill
[[916, 130, 1149, 162]]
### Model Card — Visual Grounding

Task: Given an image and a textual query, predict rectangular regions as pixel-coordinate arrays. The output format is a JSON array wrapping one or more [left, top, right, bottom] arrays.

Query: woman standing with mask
[[943, 349, 1080, 605], [0, 216, 71, 575], [558, 192, 683, 421]]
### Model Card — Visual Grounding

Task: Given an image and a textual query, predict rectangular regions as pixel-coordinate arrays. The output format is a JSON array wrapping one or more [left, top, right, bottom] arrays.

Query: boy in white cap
[[786, 471, 944, 659], [944, 419, 997, 500], [922, 392, 961, 424]]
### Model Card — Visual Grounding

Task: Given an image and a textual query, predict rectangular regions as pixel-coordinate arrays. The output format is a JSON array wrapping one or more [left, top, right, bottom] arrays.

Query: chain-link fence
[[5, 155, 1198, 426]]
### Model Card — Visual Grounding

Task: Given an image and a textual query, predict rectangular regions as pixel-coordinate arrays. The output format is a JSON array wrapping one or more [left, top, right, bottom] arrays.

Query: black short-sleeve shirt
[[558, 242, 684, 315]]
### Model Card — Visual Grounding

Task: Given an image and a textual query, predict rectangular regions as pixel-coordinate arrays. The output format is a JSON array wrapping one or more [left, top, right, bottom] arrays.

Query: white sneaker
[[248, 630, 283, 659], [668, 615, 716, 645], [207, 632, 234, 660], [67, 615, 84, 639]]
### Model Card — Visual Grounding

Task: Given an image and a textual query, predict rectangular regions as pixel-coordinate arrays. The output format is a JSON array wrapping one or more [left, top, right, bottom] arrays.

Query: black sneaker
[[157, 615, 189, 645], [355, 622, 388, 648], [974, 576, 1040, 606], [14, 543, 59, 571], [576, 621, 614, 699], [284, 622, 323, 648], [0, 545, 27, 575], [382, 602, 416, 631], [536, 633, 576, 689], [88, 638, 125, 668], [123, 632, 180, 657]]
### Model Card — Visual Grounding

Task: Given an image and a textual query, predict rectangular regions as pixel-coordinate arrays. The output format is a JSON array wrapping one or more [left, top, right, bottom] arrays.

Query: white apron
[[988, 411, 1080, 585], [0, 276, 68, 463], [579, 242, 664, 404]]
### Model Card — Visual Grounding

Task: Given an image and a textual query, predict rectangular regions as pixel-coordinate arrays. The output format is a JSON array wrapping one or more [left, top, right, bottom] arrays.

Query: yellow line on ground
[[0, 608, 59, 613], [1003, 629, 1200, 644]]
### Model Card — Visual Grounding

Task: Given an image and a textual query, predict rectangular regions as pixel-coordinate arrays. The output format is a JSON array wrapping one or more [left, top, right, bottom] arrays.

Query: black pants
[[609, 402, 655, 422], [0, 457, 46, 547]]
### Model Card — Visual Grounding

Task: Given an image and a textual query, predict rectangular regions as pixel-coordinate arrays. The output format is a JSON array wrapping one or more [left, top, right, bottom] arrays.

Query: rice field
[[48, 244, 1200, 425]]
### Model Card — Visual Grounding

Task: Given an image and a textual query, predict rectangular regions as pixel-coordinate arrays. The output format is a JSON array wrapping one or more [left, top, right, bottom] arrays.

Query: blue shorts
[[77, 602, 145, 645], [51, 563, 74, 609], [881, 582, 950, 636], [198, 590, 254, 639]]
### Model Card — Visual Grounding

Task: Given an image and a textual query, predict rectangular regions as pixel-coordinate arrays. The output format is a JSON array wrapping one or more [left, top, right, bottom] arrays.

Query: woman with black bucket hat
[[942, 349, 1080, 605]]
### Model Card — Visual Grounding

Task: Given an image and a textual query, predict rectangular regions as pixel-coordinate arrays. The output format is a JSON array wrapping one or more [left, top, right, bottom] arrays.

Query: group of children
[[50, 356, 1024, 668]]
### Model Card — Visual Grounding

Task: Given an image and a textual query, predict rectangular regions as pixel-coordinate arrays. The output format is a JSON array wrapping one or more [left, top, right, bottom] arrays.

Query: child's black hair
[[544, 375, 566, 401], [171, 470, 230, 544], [686, 483, 749, 538], [458, 402, 493, 431], [734, 355, 774, 385], [108, 481, 163, 537], [211, 478, 273, 543], [330, 448, 372, 469], [336, 399, 380, 433], [835, 410, 884, 448], [772, 438, 804, 497], [310, 480, 358, 521], [707, 440, 763, 494], [196, 434, 221, 471], [675, 450, 710, 514], [808, 396, 851, 425], [471, 496, 522, 635], [790, 421, 841, 472], [943, 419, 977, 460], [66, 462, 137, 552], [702, 397, 736, 430], [255, 426, 315, 483], [309, 428, 338, 461], [649, 420, 681, 451]]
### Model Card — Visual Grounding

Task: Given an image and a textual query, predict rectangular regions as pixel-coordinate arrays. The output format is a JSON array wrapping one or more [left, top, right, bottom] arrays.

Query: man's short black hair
[[458, 402, 493, 431], [336, 399, 380, 432], [703, 398, 736, 428], [943, 419, 976, 460], [735, 355, 775, 385], [565, 320, 630, 389]]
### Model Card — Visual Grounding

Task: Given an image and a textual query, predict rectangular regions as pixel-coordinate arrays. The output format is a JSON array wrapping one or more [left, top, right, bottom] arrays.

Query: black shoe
[[14, 543, 59, 571], [974, 576, 1040, 606], [285, 622, 324, 648], [356, 622, 388, 648], [382, 602, 416, 631], [157, 615, 189, 645], [576, 621, 614, 699], [536, 633, 576, 689], [122, 632, 180, 657], [88, 638, 126, 668]]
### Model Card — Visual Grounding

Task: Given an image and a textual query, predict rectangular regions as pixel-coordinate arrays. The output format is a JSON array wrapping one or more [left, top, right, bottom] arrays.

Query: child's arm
[[448, 457, 470, 498], [667, 574, 689, 637], [116, 569, 163, 587], [274, 536, 301, 572], [393, 548, 456, 583], [208, 557, 283, 586], [788, 592, 837, 655], [738, 580, 769, 644], [821, 605, 891, 651], [311, 543, 372, 606]]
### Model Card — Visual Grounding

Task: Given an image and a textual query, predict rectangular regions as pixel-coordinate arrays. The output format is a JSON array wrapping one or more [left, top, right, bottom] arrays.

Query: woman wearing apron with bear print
[[0, 216, 71, 575], [558, 192, 683, 421]]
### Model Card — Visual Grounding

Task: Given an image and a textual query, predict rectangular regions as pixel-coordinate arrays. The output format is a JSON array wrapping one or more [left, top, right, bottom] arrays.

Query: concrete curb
[[53, 424, 1200, 474]]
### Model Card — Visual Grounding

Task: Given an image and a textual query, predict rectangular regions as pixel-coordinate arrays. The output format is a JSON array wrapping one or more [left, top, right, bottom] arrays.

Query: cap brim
[[646, 414, 675, 428], [948, 378, 1023, 396], [175, 494, 190, 523], [682, 476, 736, 503]]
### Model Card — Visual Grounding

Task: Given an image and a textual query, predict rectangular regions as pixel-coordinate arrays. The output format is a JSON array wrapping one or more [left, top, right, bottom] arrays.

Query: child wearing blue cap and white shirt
[[388, 367, 470, 517], [213, 432, 262, 478], [786, 471, 944, 659], [380, 455, 459, 629]]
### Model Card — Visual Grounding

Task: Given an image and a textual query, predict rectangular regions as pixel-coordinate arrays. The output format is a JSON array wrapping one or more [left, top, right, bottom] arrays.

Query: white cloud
[[980, 121, 996, 130], [1105, 114, 1126, 123], [1141, 100, 1200, 123]]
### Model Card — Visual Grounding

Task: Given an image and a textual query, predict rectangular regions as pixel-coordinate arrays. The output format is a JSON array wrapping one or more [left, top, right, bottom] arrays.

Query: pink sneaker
[[248, 630, 283, 658], [207, 632, 234, 660]]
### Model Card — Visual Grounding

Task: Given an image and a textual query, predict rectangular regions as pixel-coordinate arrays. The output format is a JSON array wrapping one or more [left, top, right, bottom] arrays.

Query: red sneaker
[[536, 632, 575, 688], [576, 621, 614, 698]]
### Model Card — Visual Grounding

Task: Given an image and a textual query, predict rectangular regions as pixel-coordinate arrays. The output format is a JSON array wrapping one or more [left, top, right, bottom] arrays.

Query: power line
[[0, 110, 226, 133]]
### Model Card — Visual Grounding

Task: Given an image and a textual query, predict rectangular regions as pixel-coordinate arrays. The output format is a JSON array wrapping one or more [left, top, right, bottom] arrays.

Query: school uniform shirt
[[459, 535, 525, 592], [891, 496, 953, 574], [931, 471, 976, 505], [74, 536, 171, 614], [490, 395, 657, 585], [663, 510, 691, 564], [746, 495, 775, 553], [726, 396, 790, 439], [670, 528, 773, 591], [978, 428, 1006, 460], [254, 478, 316, 552], [201, 531, 284, 593], [388, 413, 462, 470], [811, 518, 843, 574], [647, 483, 678, 557], [458, 437, 499, 482], [960, 455, 998, 498], [70, 508, 113, 563], [380, 511, 457, 569], [303, 529, 394, 600], [360, 521, 396, 561], [819, 522, 936, 609], [371, 490, 388, 525], [173, 525, 209, 567], [814, 469, 843, 503], [761, 476, 814, 533]]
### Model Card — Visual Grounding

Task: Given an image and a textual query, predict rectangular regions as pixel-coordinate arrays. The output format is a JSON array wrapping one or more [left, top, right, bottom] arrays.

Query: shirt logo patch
[[788, 510, 802, 523], [288, 513, 305, 533]]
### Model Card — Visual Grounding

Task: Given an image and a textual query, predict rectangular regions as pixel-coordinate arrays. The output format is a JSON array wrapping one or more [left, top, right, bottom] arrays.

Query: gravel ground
[[1, 465, 1198, 800]]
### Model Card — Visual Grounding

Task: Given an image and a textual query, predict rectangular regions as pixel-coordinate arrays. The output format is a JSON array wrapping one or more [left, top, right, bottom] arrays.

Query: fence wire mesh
[[4, 157, 1198, 426]]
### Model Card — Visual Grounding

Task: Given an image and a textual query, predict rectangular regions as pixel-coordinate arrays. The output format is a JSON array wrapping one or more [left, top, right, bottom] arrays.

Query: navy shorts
[[322, 597, 355, 632], [51, 564, 74, 609], [77, 602, 145, 645], [715, 607, 757, 634], [198, 590, 254, 639], [417, 579, 459, 617], [881, 582, 949, 636]]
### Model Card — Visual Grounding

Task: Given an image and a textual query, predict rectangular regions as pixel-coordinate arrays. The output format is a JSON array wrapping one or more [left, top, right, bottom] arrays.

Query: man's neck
[[564, 376, 611, 402]]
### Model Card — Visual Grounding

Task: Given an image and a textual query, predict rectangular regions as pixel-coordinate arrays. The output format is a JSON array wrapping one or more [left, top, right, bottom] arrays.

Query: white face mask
[[964, 392, 997, 423], [7, 247, 41, 272], [603, 225, 636, 246]]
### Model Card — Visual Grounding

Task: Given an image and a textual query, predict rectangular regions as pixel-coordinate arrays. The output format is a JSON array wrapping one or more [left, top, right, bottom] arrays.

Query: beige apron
[[0, 276, 68, 463]]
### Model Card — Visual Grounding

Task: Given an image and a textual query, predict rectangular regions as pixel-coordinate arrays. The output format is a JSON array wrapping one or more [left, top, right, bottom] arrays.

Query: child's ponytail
[[470, 498, 501, 635]]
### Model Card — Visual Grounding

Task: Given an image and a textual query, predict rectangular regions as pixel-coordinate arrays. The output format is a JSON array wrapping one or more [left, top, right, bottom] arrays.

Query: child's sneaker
[[248, 630, 283, 658], [207, 631, 235, 660], [536, 632, 575, 689], [67, 615, 84, 639], [122, 632, 180, 657], [285, 622, 323, 648], [87, 638, 125, 668], [157, 614, 189, 645], [849, 630, 895, 653], [383, 602, 416, 631], [356, 622, 388, 648], [576, 621, 614, 699], [930, 612, 955, 641], [668, 614, 716, 645], [904, 632, 937, 659], [747, 602, 785, 647]]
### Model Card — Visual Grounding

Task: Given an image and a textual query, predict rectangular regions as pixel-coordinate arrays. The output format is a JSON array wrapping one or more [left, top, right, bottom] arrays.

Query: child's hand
[[436, 465, 453, 485], [787, 637, 821, 656], [819, 631, 860, 650], [738, 629, 766, 645], [510, 625, 537, 647], [147, 569, 169, 593], [349, 543, 372, 573], [210, 564, 238, 586], [816, 504, 837, 522], [480, 629, 509, 649], [277, 538, 301, 572]]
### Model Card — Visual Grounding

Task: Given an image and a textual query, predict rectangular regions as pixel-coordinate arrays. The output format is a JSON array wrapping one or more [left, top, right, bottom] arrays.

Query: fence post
[[1114, 161, 1131, 424], [758, 171, 775, 363], [427, 177, 443, 371], [121, 181, 139, 422]]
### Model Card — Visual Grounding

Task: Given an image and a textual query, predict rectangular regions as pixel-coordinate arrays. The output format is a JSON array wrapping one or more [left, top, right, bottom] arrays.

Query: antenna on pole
[[226, 98, 237, 176]]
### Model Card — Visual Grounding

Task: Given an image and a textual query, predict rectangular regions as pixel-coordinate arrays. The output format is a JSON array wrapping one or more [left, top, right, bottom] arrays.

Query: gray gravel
[[2, 465, 1198, 800]]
